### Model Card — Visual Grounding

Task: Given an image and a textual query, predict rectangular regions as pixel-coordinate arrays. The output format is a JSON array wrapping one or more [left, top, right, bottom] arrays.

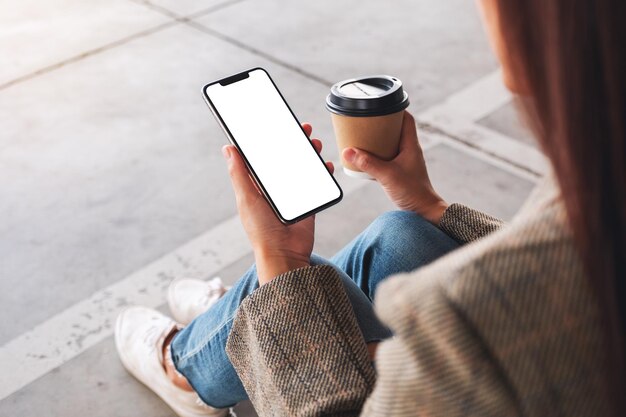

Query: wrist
[[424, 200, 448, 226], [417, 199, 448, 225], [254, 248, 310, 285]]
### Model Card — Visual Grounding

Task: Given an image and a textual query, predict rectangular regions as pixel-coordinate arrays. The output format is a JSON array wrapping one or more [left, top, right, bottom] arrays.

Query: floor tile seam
[[127, 0, 310, 78], [128, 0, 249, 21], [434, 134, 541, 184], [126, 0, 181, 19], [0, 20, 180, 92], [0, 0, 246, 92], [183, 20, 334, 88], [416, 120, 543, 179], [414, 70, 545, 179]]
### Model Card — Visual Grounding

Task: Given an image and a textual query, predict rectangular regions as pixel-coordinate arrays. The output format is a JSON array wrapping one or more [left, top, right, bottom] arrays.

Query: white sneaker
[[114, 306, 229, 417], [167, 277, 228, 325]]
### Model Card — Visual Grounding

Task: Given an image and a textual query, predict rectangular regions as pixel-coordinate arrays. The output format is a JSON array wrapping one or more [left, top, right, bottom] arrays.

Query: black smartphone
[[202, 67, 343, 224]]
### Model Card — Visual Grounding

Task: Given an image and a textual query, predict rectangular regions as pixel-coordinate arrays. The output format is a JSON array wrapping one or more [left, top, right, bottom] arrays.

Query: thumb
[[343, 147, 389, 179], [223, 145, 258, 200]]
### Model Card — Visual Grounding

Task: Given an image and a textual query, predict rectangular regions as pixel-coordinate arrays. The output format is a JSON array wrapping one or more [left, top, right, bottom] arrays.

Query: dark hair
[[494, 0, 625, 413]]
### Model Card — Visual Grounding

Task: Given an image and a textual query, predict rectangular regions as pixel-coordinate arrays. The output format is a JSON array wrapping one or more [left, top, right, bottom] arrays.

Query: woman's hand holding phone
[[224, 123, 334, 285]]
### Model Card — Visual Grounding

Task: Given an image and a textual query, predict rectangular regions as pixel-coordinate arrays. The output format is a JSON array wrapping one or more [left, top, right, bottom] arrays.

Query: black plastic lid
[[326, 75, 409, 117]]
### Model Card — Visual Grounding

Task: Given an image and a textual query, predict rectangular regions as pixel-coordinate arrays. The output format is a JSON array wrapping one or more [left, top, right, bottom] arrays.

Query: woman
[[115, 0, 625, 416]]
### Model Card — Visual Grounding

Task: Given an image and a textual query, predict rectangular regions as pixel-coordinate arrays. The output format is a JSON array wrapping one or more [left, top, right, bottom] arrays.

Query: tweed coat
[[225, 177, 610, 416]]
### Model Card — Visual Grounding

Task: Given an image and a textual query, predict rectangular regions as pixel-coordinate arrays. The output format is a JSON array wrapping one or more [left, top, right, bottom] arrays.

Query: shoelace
[[197, 278, 227, 307], [142, 321, 163, 353]]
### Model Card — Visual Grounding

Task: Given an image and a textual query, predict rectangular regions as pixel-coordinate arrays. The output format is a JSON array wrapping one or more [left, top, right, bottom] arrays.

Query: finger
[[301, 123, 312, 137], [223, 145, 258, 201], [326, 161, 334, 174], [311, 138, 322, 154], [248, 174, 263, 195], [398, 111, 420, 152], [343, 147, 388, 179]]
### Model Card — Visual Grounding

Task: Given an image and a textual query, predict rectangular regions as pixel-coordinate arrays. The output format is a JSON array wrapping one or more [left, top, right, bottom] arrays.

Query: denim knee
[[363, 210, 441, 257], [342, 210, 459, 299]]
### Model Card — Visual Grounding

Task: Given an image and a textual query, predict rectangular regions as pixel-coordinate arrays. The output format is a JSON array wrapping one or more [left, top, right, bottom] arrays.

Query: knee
[[370, 211, 431, 238], [363, 211, 432, 252]]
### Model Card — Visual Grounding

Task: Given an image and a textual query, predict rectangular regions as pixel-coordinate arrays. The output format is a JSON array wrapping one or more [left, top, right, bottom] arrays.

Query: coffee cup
[[326, 75, 409, 179]]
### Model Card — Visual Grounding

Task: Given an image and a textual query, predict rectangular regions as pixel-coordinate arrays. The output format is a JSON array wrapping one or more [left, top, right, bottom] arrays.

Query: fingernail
[[222, 146, 231, 160], [344, 148, 356, 162]]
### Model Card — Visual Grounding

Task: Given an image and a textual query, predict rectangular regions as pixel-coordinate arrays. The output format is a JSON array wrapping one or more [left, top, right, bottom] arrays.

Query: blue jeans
[[171, 211, 459, 408]]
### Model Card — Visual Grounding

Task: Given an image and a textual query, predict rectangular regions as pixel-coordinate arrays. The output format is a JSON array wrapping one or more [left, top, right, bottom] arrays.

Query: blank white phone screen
[[205, 69, 341, 222]]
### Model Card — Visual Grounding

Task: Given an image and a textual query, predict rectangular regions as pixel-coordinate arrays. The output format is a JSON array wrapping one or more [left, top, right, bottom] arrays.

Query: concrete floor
[[0, 1, 542, 416]]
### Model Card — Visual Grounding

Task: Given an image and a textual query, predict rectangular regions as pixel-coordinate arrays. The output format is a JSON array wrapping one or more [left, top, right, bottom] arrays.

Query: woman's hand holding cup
[[343, 111, 448, 224]]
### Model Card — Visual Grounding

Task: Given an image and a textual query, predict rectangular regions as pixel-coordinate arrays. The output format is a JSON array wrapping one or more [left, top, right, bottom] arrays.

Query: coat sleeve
[[225, 264, 375, 417], [439, 203, 505, 243], [225, 266, 520, 417], [360, 274, 520, 417]]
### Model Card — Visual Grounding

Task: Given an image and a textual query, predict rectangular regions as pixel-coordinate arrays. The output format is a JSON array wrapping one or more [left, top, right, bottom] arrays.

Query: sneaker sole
[[114, 308, 227, 417]]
